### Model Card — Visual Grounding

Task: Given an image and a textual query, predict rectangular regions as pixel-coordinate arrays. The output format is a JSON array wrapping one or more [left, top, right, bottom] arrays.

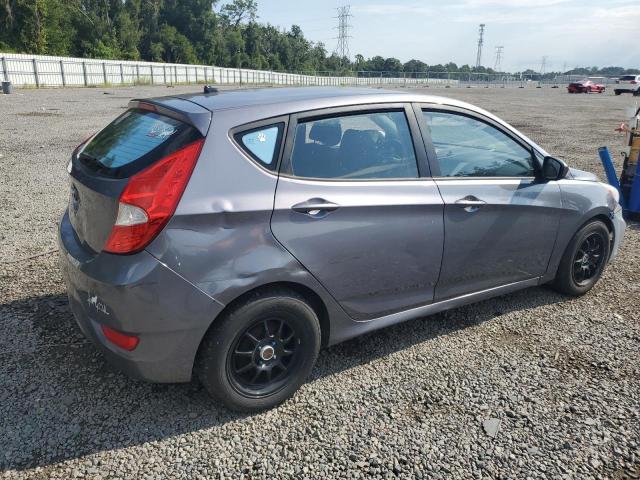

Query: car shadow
[[0, 285, 566, 472]]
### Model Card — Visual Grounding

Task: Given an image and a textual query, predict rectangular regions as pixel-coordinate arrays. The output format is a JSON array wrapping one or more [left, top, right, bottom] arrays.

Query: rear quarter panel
[[145, 108, 352, 342]]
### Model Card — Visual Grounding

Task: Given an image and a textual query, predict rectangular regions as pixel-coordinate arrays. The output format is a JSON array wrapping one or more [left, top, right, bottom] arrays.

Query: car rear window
[[78, 109, 201, 178]]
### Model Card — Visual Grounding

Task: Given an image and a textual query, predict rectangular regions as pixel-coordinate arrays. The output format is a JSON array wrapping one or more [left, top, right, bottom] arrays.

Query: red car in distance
[[567, 79, 606, 93]]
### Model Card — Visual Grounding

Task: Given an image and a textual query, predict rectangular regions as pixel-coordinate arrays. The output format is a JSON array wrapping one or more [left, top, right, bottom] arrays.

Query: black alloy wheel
[[197, 289, 321, 412], [227, 317, 300, 397], [551, 220, 611, 296], [572, 232, 605, 286]]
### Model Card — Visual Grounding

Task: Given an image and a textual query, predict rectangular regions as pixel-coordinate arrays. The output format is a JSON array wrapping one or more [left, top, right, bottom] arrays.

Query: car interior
[[290, 112, 418, 179]]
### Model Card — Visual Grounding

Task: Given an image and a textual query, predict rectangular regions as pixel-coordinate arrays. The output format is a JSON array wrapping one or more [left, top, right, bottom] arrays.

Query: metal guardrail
[[0, 53, 622, 89], [0, 53, 456, 88]]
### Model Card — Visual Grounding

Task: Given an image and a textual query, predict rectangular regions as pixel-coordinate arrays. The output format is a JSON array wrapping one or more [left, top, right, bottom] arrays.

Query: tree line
[[1, 0, 637, 77]]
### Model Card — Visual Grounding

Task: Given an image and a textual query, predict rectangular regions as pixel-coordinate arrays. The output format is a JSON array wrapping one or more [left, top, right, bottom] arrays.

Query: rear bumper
[[58, 210, 224, 383]]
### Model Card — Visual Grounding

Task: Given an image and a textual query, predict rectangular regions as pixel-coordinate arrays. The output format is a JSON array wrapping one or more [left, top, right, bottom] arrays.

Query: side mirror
[[541, 156, 569, 181]]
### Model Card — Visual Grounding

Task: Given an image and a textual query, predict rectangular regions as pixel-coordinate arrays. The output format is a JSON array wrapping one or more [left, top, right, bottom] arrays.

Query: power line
[[475, 24, 485, 69], [334, 5, 352, 62], [494, 46, 503, 72]]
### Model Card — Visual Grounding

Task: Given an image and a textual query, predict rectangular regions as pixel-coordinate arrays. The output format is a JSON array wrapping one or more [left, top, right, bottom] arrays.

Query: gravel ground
[[1, 85, 639, 479]]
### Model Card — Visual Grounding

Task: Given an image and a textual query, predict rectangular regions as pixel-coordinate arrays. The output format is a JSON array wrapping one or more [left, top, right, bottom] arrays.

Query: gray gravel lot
[[1, 85, 639, 479]]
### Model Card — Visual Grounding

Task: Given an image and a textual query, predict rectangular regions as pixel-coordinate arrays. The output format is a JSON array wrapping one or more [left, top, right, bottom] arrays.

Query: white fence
[[0, 53, 458, 88]]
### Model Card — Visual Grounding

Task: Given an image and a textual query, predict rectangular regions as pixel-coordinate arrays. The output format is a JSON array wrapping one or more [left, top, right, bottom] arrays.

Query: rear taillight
[[631, 80, 638, 84], [101, 325, 139, 351], [103, 138, 204, 254]]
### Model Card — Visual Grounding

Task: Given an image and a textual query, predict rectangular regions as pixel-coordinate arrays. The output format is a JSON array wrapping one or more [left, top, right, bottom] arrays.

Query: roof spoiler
[[128, 98, 212, 136]]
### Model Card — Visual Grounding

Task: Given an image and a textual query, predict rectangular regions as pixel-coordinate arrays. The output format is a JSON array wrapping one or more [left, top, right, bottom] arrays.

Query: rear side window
[[78, 109, 201, 178], [287, 111, 418, 180], [235, 124, 284, 170], [620, 75, 637, 81]]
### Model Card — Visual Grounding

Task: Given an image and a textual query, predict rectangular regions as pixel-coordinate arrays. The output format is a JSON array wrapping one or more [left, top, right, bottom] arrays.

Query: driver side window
[[423, 111, 535, 178], [288, 110, 418, 180]]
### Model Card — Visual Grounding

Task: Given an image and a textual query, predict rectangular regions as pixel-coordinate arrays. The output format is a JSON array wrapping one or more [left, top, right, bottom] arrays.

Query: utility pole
[[494, 46, 503, 72], [475, 24, 485, 69], [334, 6, 353, 66]]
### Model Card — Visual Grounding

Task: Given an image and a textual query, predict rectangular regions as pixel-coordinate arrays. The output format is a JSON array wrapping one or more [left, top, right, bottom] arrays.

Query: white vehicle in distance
[[614, 75, 640, 96]]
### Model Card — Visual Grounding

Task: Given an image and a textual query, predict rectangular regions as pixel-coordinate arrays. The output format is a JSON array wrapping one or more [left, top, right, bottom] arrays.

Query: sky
[[251, 0, 640, 72]]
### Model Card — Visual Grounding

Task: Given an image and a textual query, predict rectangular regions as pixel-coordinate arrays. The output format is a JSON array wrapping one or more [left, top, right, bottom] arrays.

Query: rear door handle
[[291, 198, 340, 216], [454, 196, 486, 212]]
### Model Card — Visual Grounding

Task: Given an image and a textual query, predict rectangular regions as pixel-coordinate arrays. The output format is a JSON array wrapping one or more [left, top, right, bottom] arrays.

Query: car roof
[[143, 87, 549, 156], [156, 87, 482, 116]]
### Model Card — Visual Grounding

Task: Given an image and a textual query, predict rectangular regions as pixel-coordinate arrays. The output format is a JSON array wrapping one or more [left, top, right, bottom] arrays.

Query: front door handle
[[291, 198, 340, 216], [454, 196, 486, 212]]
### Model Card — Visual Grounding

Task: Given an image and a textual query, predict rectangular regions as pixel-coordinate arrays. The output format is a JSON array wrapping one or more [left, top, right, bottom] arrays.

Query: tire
[[634, 89, 640, 97], [552, 220, 611, 296], [615, 90, 622, 96], [197, 289, 321, 412]]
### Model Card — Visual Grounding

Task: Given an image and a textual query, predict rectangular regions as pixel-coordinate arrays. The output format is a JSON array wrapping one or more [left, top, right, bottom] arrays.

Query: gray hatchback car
[[59, 87, 624, 411]]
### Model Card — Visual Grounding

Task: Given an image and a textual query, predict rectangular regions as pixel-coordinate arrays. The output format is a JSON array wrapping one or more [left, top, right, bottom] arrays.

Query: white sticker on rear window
[[147, 121, 177, 139]]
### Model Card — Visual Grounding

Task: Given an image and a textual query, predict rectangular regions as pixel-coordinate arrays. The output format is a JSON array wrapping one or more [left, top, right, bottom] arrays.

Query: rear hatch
[[68, 99, 211, 253]]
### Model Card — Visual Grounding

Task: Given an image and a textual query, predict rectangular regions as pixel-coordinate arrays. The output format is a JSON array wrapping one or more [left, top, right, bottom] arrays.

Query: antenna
[[475, 24, 485, 69], [494, 46, 503, 72], [334, 6, 353, 62]]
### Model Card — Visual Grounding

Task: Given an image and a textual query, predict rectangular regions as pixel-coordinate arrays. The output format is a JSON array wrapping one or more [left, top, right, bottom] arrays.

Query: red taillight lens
[[103, 138, 204, 254], [101, 325, 139, 351], [631, 80, 638, 84]]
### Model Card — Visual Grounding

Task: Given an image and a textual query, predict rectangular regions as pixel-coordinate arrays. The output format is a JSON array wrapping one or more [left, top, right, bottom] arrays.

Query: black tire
[[634, 89, 640, 97], [614, 90, 621, 96], [552, 220, 610, 296], [197, 289, 321, 412]]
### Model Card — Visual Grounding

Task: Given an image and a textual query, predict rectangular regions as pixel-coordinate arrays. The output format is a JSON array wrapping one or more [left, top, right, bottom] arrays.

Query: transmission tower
[[334, 6, 353, 62], [539, 55, 547, 76], [494, 46, 503, 72], [475, 24, 485, 69]]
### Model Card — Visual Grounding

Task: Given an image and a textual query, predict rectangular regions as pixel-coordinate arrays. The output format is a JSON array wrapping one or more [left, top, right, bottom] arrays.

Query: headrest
[[309, 120, 342, 147], [340, 129, 381, 150]]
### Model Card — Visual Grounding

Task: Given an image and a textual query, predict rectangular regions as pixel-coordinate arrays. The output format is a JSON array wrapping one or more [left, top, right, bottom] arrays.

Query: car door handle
[[454, 196, 486, 212], [291, 199, 340, 216]]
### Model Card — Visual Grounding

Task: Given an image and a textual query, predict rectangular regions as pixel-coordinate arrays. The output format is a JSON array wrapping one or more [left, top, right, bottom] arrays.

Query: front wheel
[[552, 220, 610, 296], [614, 90, 622, 96], [197, 290, 321, 412]]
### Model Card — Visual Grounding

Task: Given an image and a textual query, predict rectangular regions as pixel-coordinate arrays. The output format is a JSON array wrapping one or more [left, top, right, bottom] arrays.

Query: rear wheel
[[197, 289, 321, 412], [552, 220, 610, 296], [615, 89, 622, 96], [634, 89, 640, 97]]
